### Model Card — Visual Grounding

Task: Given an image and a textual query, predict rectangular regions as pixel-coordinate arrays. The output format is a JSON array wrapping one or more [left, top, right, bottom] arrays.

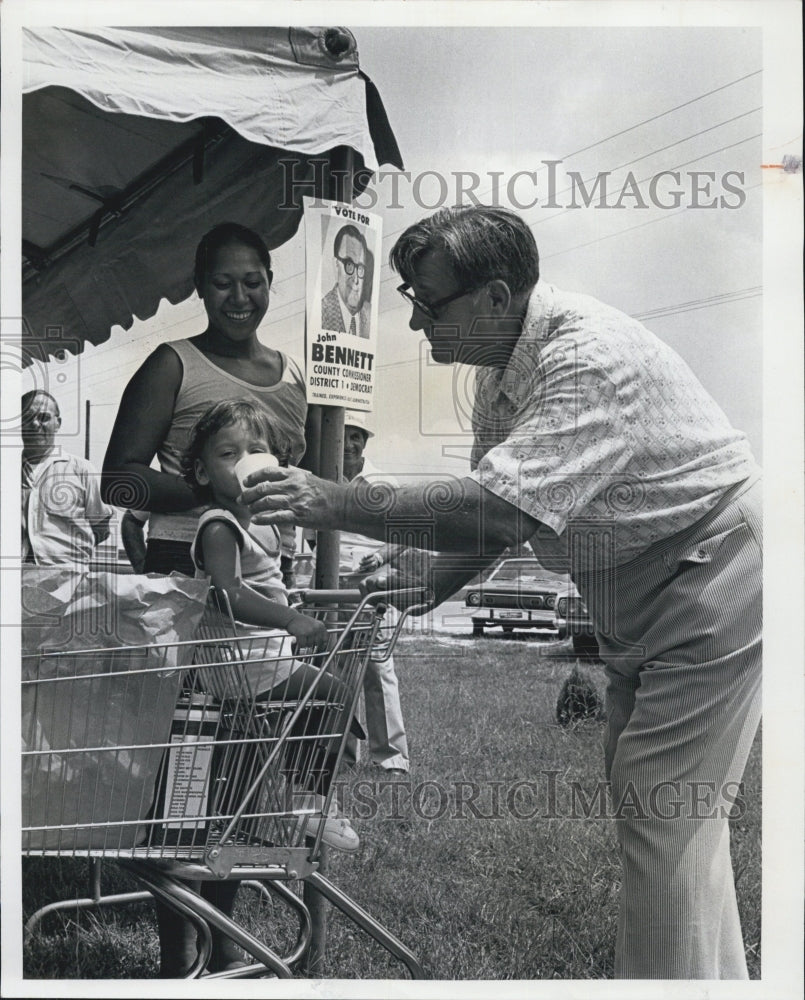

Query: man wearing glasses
[[244, 205, 762, 981], [321, 223, 371, 338]]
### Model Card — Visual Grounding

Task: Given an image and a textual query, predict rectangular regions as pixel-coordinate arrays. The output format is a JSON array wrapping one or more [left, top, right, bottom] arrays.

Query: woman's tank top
[[149, 338, 307, 544]]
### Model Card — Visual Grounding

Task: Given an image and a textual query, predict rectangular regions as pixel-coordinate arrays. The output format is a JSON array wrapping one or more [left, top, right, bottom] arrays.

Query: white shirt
[[22, 450, 113, 566], [191, 508, 286, 598]]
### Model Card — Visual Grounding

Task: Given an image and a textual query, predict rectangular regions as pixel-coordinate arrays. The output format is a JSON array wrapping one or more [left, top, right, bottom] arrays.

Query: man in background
[[21, 389, 113, 567], [305, 410, 409, 774]]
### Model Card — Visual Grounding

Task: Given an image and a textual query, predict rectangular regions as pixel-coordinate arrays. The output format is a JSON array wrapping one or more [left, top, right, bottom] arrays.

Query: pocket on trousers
[[662, 522, 750, 575]]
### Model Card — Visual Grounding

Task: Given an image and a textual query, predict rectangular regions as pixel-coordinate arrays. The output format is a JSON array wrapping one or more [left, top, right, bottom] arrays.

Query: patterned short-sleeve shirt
[[469, 282, 760, 570]]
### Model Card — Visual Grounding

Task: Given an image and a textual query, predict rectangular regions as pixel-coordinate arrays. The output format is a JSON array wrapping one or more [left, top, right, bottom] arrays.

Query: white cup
[[235, 452, 279, 489]]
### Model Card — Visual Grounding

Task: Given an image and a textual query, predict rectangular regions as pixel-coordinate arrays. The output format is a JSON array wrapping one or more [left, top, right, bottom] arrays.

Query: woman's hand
[[286, 611, 329, 653], [240, 466, 344, 528]]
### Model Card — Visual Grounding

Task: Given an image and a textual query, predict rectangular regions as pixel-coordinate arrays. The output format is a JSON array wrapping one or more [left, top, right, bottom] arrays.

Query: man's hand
[[358, 567, 433, 611], [358, 568, 400, 595], [240, 466, 343, 528], [358, 551, 385, 573]]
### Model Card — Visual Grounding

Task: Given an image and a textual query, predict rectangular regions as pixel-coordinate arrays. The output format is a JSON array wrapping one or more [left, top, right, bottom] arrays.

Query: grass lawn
[[21, 634, 762, 980]]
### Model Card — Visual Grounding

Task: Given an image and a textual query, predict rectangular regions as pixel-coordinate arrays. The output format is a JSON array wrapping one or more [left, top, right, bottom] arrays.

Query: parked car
[[464, 557, 566, 637], [554, 582, 600, 658]]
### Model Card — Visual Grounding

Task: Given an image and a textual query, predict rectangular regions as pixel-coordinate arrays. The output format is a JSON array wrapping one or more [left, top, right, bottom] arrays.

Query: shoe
[[206, 942, 249, 974], [291, 793, 361, 853], [318, 814, 361, 852], [371, 762, 410, 775], [375, 766, 410, 781], [206, 956, 250, 974]]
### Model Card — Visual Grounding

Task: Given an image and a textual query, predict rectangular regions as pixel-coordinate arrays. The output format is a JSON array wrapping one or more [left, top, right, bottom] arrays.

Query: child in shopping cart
[[181, 398, 361, 851]]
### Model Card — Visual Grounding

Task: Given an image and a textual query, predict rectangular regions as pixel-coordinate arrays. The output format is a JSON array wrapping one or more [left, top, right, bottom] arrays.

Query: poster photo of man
[[321, 222, 372, 338], [305, 198, 381, 409]]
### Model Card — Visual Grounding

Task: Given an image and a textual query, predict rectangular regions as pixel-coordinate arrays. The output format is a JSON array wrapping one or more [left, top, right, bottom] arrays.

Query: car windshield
[[489, 560, 546, 584]]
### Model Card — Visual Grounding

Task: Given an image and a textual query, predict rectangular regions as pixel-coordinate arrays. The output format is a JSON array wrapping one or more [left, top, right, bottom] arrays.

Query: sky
[[22, 23, 765, 481]]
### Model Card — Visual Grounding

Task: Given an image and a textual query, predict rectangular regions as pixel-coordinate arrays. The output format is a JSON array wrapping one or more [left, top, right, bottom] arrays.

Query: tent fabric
[[24, 128, 325, 361], [21, 26, 403, 361], [23, 26, 379, 169]]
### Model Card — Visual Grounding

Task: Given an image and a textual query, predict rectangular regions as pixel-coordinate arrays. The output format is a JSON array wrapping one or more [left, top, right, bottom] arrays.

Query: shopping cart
[[22, 587, 429, 979]]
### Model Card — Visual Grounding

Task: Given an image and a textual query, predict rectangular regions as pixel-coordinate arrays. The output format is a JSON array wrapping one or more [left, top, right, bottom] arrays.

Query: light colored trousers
[[578, 477, 762, 979], [343, 650, 409, 771]]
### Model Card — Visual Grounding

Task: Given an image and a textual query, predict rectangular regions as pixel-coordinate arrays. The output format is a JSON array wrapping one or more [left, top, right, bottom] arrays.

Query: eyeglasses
[[396, 282, 482, 321], [336, 256, 366, 278]]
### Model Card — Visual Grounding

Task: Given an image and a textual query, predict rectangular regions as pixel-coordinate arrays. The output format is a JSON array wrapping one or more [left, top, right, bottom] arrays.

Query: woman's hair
[[389, 205, 539, 296], [181, 399, 290, 501], [193, 223, 273, 293]]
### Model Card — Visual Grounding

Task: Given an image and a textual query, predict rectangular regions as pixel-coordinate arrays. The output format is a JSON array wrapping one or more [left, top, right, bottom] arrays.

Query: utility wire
[[258, 127, 763, 330], [257, 69, 764, 288], [59, 120, 765, 390], [63, 89, 765, 379]]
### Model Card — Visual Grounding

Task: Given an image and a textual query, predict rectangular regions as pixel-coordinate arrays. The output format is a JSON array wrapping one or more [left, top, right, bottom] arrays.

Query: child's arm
[[198, 520, 328, 652]]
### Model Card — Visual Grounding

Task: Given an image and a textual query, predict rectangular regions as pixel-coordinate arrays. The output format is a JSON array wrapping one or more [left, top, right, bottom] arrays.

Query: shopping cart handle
[[298, 589, 363, 604], [297, 587, 433, 608]]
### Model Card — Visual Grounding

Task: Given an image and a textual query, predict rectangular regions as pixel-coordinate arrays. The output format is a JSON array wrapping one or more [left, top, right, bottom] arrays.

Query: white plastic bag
[[21, 569, 210, 851]]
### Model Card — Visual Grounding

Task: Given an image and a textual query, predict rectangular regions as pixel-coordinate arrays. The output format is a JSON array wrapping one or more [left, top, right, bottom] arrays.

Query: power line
[[370, 286, 763, 374], [46, 92, 765, 388], [539, 138, 761, 261], [259, 128, 762, 333], [375, 70, 763, 246], [552, 70, 762, 162], [633, 288, 761, 322], [58, 96, 766, 382], [259, 69, 764, 291], [529, 112, 760, 229]]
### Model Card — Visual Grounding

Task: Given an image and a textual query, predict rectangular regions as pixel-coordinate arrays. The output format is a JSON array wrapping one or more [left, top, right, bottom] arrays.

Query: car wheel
[[471, 619, 485, 638], [502, 625, 514, 634], [572, 633, 599, 659]]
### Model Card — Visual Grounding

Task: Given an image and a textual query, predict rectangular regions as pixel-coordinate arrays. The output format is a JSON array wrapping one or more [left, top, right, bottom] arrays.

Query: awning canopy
[[21, 26, 402, 364]]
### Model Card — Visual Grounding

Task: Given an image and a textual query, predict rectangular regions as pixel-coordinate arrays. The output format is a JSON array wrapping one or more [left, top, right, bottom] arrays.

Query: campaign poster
[[303, 196, 382, 410]]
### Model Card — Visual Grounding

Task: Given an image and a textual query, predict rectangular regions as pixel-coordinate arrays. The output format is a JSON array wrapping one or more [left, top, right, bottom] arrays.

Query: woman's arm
[[198, 521, 328, 650], [120, 510, 148, 573], [101, 345, 198, 512]]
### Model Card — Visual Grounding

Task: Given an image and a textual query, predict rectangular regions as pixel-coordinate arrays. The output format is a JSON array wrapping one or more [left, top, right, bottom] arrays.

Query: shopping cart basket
[[22, 587, 429, 979]]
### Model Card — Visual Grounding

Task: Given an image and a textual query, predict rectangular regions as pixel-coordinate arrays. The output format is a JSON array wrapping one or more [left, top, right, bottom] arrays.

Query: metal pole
[[84, 399, 90, 460], [301, 844, 330, 976], [313, 409, 343, 590], [304, 146, 356, 973], [313, 146, 354, 591]]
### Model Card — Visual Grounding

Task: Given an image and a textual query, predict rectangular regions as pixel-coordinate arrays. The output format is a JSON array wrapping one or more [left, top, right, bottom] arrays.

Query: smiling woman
[[100, 223, 309, 977], [101, 222, 308, 565]]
